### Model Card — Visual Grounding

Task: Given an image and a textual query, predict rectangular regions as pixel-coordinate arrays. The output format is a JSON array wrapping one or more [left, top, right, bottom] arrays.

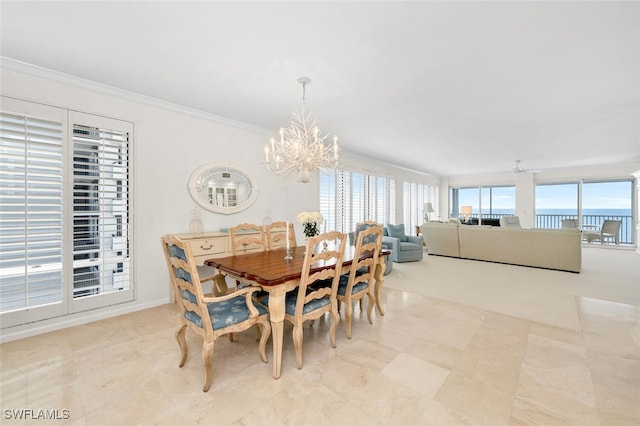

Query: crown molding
[[0, 56, 271, 135]]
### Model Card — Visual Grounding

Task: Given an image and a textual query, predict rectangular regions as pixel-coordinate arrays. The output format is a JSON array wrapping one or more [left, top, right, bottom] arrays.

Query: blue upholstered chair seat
[[286, 292, 330, 315], [333, 267, 369, 295], [337, 267, 367, 285], [337, 280, 369, 296], [262, 290, 331, 315], [181, 289, 268, 330]]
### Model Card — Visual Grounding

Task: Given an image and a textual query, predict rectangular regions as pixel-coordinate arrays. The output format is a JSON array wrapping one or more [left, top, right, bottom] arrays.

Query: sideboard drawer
[[189, 237, 227, 258]]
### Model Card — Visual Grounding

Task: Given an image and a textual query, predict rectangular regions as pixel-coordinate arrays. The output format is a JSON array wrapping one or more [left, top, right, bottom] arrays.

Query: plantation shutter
[[319, 170, 336, 232], [0, 100, 66, 325], [351, 172, 365, 231], [335, 171, 350, 233], [376, 177, 385, 223], [387, 178, 396, 225], [70, 112, 133, 311]]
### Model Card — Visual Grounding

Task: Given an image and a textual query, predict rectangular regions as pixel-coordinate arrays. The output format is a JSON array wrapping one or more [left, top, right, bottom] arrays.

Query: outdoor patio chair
[[584, 220, 622, 244]]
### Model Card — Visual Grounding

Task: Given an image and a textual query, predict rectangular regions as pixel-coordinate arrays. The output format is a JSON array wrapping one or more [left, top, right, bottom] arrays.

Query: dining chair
[[337, 225, 383, 339], [229, 223, 270, 340], [161, 234, 271, 392], [499, 216, 522, 228], [265, 221, 297, 250], [278, 231, 346, 369], [561, 218, 579, 229], [229, 223, 267, 255], [591, 219, 622, 244]]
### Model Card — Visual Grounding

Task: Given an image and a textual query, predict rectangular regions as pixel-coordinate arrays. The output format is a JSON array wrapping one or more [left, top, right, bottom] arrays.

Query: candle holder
[[284, 247, 293, 260]]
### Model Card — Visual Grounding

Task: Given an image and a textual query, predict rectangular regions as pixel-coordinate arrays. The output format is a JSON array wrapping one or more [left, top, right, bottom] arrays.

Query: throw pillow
[[387, 224, 408, 242]]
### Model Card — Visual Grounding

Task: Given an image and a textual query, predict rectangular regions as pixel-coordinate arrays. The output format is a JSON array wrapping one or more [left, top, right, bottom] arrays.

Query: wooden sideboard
[[174, 228, 289, 266]]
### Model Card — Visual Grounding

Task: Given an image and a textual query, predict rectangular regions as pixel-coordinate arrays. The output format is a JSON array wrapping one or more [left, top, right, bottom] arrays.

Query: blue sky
[[456, 181, 632, 212], [537, 181, 632, 210], [458, 187, 516, 211]]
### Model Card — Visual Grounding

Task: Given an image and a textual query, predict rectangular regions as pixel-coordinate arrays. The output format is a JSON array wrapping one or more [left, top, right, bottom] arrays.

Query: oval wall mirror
[[188, 162, 258, 214]]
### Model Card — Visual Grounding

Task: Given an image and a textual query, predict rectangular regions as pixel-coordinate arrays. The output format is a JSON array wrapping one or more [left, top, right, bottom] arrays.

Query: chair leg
[[258, 321, 271, 363], [292, 323, 304, 369], [176, 324, 188, 367], [201, 341, 214, 392], [366, 293, 375, 325], [344, 301, 353, 339], [329, 309, 340, 348]]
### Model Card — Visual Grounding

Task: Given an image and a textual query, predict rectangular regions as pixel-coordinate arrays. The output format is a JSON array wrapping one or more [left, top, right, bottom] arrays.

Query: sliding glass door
[[535, 179, 634, 244], [450, 186, 515, 223]]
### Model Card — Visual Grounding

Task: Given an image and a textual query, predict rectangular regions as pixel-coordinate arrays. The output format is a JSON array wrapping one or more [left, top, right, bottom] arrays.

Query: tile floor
[[1, 254, 639, 425]]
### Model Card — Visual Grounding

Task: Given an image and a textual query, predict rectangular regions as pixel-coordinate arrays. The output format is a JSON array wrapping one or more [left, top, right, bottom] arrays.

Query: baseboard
[[0, 298, 171, 343]]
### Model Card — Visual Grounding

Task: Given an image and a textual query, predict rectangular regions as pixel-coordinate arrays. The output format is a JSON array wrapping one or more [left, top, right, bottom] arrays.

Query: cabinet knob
[[200, 244, 213, 250]]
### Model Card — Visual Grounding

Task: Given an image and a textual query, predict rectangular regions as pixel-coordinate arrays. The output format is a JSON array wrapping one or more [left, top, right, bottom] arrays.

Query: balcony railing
[[536, 214, 634, 245], [464, 213, 634, 244]]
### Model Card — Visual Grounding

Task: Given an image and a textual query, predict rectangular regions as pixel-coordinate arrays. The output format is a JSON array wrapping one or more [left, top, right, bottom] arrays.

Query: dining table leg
[[373, 258, 386, 316], [267, 285, 286, 379]]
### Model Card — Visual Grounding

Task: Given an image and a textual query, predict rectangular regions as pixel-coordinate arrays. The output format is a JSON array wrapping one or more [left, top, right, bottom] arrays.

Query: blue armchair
[[383, 224, 424, 263]]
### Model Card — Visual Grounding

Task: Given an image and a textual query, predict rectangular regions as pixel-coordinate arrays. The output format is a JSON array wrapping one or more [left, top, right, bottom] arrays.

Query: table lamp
[[423, 202, 435, 222], [460, 205, 473, 223]]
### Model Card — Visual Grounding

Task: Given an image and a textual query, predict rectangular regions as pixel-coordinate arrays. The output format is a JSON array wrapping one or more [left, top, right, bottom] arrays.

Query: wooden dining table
[[205, 244, 389, 379]]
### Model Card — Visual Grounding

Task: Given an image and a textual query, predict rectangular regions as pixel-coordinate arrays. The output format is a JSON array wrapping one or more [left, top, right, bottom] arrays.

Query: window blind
[[72, 124, 130, 299], [351, 172, 365, 231], [319, 169, 398, 233], [319, 171, 336, 233], [0, 112, 64, 312]]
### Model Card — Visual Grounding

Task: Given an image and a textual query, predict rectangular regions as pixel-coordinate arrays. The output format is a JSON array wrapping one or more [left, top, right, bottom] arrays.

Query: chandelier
[[264, 77, 339, 183]]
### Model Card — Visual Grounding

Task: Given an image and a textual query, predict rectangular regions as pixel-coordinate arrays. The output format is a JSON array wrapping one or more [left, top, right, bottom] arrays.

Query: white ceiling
[[1, 1, 639, 176]]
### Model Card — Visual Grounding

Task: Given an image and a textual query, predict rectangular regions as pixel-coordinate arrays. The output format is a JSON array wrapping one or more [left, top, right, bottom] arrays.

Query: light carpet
[[383, 246, 640, 331]]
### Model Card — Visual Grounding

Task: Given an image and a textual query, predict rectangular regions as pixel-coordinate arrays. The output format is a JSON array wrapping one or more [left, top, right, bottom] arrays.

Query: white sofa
[[420, 222, 582, 273]]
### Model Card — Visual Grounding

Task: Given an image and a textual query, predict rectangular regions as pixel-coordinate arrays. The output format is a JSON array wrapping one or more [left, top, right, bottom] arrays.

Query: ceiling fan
[[512, 160, 540, 174]]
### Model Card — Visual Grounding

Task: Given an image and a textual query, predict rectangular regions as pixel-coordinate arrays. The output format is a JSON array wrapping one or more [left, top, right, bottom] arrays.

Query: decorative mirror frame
[[187, 162, 258, 215]]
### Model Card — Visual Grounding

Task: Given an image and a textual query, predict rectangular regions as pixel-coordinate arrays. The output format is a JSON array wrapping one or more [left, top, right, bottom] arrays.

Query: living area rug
[[382, 247, 639, 331]]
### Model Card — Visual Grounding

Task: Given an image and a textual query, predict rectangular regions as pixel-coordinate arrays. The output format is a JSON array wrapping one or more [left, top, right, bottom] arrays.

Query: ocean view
[[537, 208, 632, 216], [471, 208, 632, 216]]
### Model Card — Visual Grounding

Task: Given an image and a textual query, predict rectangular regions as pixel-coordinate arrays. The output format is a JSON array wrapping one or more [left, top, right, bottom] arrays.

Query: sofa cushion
[[387, 224, 408, 242]]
